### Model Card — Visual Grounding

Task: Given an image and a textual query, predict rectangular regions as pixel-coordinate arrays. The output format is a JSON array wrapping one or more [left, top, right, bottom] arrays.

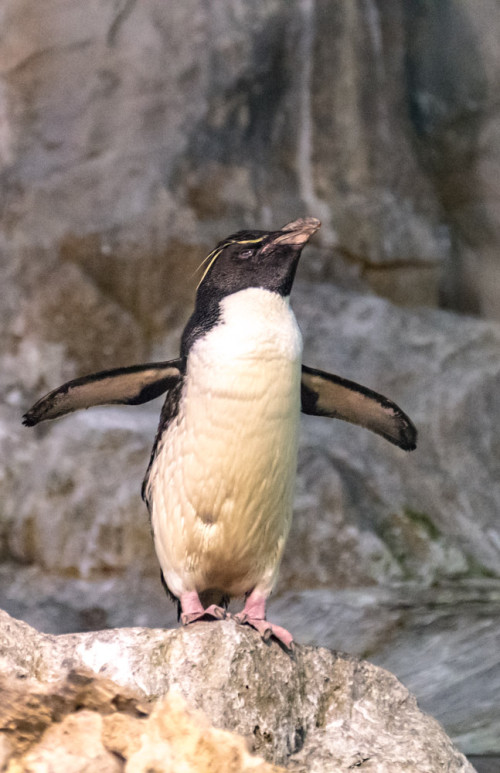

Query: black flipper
[[301, 365, 417, 451], [22, 359, 184, 427]]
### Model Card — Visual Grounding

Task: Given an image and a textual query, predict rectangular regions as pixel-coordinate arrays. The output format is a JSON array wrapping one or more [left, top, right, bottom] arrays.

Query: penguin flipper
[[301, 365, 417, 451], [22, 359, 184, 427]]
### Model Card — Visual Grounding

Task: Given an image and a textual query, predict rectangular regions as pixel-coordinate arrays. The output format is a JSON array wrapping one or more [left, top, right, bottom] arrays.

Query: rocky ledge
[[0, 610, 474, 772]]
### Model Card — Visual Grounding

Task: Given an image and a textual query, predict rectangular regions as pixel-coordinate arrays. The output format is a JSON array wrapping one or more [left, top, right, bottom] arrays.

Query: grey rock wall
[[406, 0, 500, 318], [2, 1, 500, 361], [1, 0, 450, 386]]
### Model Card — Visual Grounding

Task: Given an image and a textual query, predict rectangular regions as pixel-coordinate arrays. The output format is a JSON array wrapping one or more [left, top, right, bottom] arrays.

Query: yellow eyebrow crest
[[195, 235, 265, 288], [196, 247, 225, 288], [231, 236, 265, 245]]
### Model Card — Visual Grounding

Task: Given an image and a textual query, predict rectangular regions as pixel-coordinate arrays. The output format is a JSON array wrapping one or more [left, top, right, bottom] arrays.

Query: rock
[[406, 0, 500, 318], [2, 566, 497, 759], [269, 583, 500, 757], [308, 1, 445, 264], [468, 759, 500, 773], [22, 711, 122, 773], [0, 0, 451, 377], [288, 281, 500, 587], [0, 609, 474, 772], [0, 405, 156, 577], [0, 562, 178, 635], [0, 668, 281, 773], [121, 694, 283, 773]]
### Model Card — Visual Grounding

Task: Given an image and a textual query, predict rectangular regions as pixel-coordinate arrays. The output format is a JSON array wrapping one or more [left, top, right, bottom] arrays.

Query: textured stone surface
[[0, 610, 474, 772], [22, 712, 123, 773], [292, 282, 500, 586], [1, 1, 500, 375], [0, 405, 156, 577], [309, 0, 444, 266], [0, 0, 452, 373], [270, 582, 500, 757], [0, 669, 282, 773], [2, 567, 497, 759], [406, 0, 500, 318]]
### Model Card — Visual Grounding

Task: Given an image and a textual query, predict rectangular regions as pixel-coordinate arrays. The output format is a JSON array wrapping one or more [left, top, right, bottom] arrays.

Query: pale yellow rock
[[126, 693, 283, 773], [1, 670, 283, 773], [101, 712, 145, 759], [18, 711, 121, 773], [0, 735, 14, 769]]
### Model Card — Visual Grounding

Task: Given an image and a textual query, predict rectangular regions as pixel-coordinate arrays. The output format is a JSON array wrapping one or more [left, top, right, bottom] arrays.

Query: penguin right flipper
[[301, 365, 417, 451], [22, 359, 184, 427]]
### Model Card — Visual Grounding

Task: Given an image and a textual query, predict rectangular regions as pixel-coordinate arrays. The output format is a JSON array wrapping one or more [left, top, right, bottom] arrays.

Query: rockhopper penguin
[[23, 217, 417, 649]]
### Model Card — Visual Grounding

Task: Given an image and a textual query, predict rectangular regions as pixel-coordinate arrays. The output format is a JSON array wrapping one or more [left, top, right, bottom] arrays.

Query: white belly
[[148, 288, 302, 599]]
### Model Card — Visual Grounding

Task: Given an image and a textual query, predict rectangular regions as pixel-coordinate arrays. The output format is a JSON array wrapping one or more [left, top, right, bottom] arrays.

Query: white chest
[[187, 288, 302, 400], [149, 288, 303, 598]]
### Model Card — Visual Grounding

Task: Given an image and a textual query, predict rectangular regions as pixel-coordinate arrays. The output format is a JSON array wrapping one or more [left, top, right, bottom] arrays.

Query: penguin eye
[[238, 249, 253, 260]]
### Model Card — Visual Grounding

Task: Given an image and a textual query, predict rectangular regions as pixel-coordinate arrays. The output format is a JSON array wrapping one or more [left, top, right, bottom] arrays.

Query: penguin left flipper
[[301, 365, 417, 451], [22, 359, 184, 427]]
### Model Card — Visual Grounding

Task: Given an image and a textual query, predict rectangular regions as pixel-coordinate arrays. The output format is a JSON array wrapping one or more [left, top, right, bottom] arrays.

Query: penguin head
[[195, 217, 321, 305], [180, 217, 320, 356]]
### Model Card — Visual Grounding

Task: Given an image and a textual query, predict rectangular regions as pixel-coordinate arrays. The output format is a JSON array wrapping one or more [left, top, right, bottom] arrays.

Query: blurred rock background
[[1, 0, 500, 768]]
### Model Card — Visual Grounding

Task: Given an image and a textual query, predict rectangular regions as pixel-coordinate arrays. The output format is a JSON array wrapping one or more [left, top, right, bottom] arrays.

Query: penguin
[[23, 217, 416, 649]]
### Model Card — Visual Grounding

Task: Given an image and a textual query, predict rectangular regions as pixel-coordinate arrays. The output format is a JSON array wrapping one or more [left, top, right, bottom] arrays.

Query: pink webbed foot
[[234, 613, 294, 650], [179, 592, 227, 626], [234, 589, 294, 650]]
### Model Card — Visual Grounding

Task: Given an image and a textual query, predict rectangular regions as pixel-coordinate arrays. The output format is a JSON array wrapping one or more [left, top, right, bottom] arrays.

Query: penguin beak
[[271, 217, 321, 247]]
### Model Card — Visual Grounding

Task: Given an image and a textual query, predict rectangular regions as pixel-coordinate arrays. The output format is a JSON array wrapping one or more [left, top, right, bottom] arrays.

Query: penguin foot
[[181, 605, 227, 625], [179, 591, 227, 626], [234, 613, 294, 650], [234, 589, 294, 650]]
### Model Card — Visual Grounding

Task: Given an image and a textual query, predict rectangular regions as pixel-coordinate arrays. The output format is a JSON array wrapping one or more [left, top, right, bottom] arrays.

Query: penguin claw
[[262, 626, 273, 643], [233, 613, 294, 651], [207, 604, 227, 620], [181, 604, 227, 626]]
